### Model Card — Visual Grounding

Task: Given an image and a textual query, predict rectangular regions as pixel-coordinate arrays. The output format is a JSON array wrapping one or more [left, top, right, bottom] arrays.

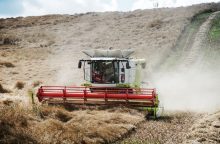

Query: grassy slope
[[209, 12, 220, 41], [157, 10, 212, 71]]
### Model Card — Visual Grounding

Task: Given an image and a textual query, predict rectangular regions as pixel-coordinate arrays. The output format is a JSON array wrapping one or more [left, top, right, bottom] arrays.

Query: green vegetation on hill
[[191, 10, 212, 28], [209, 13, 220, 42], [158, 10, 212, 70]]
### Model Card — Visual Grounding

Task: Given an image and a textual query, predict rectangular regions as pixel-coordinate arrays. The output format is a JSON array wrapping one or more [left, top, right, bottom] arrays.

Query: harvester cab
[[79, 49, 145, 88], [37, 49, 162, 118]]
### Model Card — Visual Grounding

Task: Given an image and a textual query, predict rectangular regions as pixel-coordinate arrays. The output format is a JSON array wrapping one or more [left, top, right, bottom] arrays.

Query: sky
[[0, 0, 219, 18]]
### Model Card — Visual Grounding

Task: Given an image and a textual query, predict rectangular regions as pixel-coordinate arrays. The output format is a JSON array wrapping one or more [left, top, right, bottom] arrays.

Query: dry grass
[[32, 80, 42, 88], [1, 52, 7, 57], [32, 106, 144, 144], [2, 99, 13, 105], [15, 81, 25, 89], [149, 19, 163, 29], [0, 103, 202, 144], [0, 84, 11, 93], [0, 61, 15, 68], [0, 102, 36, 143], [39, 106, 72, 122], [0, 104, 144, 144], [0, 35, 20, 45]]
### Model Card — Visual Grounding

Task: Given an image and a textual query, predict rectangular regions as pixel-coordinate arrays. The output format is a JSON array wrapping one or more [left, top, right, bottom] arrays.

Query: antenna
[[152, 0, 159, 8], [153, 2, 158, 8]]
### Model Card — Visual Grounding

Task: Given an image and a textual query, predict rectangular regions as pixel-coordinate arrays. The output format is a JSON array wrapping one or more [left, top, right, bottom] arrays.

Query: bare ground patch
[[184, 111, 220, 144], [120, 112, 199, 144]]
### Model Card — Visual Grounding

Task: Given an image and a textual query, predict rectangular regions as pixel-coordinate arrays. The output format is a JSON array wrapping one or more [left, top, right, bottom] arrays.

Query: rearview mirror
[[126, 61, 131, 69], [78, 61, 82, 69]]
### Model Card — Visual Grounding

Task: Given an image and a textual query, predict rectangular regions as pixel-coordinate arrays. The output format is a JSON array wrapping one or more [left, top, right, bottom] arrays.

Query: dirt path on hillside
[[159, 11, 220, 72], [157, 12, 211, 72], [181, 12, 219, 69]]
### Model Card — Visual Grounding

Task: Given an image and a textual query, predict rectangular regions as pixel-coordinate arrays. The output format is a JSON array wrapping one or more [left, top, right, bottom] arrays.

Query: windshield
[[91, 61, 119, 84]]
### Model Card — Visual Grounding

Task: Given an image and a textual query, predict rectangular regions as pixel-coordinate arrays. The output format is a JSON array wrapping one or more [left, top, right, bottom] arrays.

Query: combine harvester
[[37, 49, 162, 118]]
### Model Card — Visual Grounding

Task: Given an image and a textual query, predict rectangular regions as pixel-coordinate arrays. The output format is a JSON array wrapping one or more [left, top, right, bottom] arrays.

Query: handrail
[[40, 86, 155, 90], [39, 88, 154, 94]]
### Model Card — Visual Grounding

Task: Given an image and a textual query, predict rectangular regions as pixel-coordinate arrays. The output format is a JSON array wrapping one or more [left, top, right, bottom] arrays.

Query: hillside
[[0, 3, 218, 88]]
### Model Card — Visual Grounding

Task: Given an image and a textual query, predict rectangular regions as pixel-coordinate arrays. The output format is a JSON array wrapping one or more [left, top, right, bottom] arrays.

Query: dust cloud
[[153, 67, 220, 112], [150, 10, 220, 113], [47, 47, 84, 86], [55, 63, 77, 85]]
